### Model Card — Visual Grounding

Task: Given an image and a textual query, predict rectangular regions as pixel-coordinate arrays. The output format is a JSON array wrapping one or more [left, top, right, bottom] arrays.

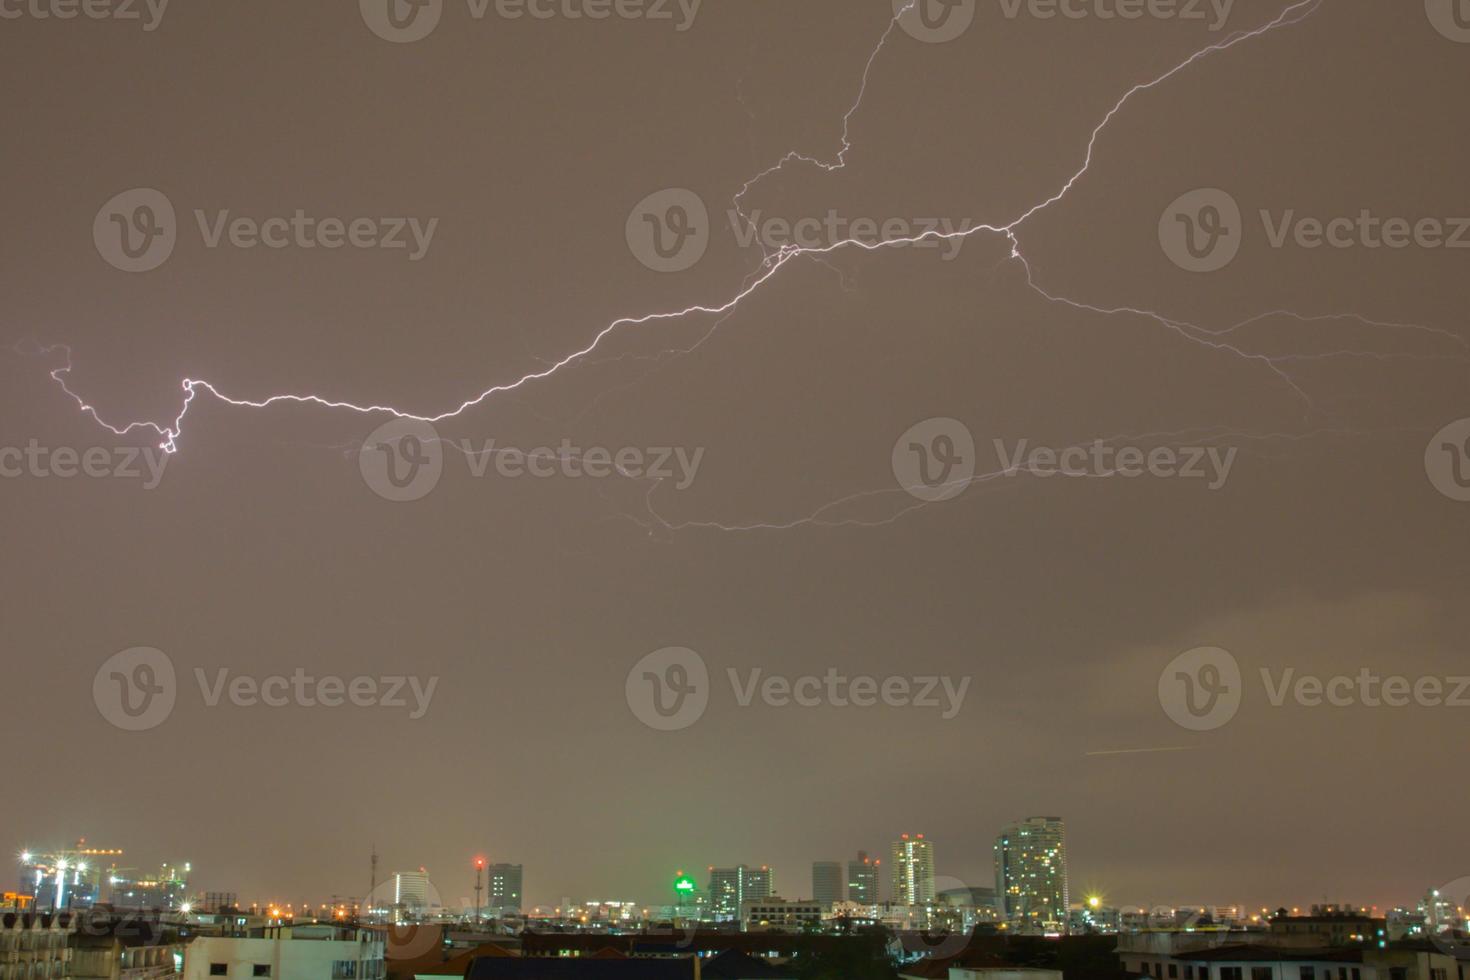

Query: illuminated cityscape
[[4, 828, 1470, 978], [3, 0, 1465, 977]]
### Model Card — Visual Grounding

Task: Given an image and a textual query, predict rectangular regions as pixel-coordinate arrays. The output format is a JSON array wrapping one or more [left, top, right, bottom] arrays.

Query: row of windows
[[1140, 961, 1366, 980], [0, 935, 67, 952], [208, 965, 270, 977], [0, 964, 66, 980], [208, 963, 381, 979]]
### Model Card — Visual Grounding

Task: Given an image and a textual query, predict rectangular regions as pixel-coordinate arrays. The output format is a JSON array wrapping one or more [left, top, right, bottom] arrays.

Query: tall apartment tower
[[847, 852, 880, 906], [889, 835, 936, 906], [812, 861, 844, 909], [708, 865, 773, 921], [994, 817, 1068, 933]]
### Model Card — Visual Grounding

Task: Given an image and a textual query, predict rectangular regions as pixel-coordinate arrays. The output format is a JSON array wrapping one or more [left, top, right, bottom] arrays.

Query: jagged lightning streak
[[730, 0, 915, 260], [31, 0, 1461, 516]]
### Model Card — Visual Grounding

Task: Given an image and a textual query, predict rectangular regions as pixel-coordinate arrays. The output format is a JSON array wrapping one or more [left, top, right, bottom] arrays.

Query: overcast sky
[[2, 0, 1467, 913]]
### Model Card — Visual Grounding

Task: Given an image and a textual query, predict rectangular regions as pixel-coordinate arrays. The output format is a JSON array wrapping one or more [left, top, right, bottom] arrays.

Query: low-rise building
[[741, 899, 822, 933], [71, 917, 183, 980], [181, 924, 385, 980], [1119, 935, 1453, 980], [0, 911, 73, 980]]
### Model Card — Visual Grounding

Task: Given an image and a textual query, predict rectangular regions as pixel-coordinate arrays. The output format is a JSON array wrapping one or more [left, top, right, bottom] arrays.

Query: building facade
[[995, 817, 1068, 934], [811, 863, 844, 910], [1119, 934, 1455, 980], [71, 916, 183, 980], [181, 925, 384, 980], [707, 867, 772, 923], [848, 853, 880, 907], [486, 866, 521, 916], [107, 866, 191, 912], [889, 836, 936, 907], [390, 872, 432, 919], [741, 898, 822, 933], [0, 911, 73, 980]]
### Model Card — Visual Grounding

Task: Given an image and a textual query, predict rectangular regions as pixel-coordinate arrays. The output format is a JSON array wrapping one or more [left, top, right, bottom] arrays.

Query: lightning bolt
[[625, 424, 1431, 535], [29, 0, 1463, 530]]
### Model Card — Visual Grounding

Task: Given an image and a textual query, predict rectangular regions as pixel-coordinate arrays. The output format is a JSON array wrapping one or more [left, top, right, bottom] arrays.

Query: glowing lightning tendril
[[30, 0, 1465, 532]]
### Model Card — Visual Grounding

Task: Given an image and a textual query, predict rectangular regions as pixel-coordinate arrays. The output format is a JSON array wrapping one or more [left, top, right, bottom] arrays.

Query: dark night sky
[[1, 0, 1467, 912]]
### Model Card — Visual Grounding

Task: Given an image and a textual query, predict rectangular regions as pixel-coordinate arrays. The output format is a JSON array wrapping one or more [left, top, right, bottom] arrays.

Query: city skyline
[[8, 831, 1461, 917], [3, 0, 1467, 953]]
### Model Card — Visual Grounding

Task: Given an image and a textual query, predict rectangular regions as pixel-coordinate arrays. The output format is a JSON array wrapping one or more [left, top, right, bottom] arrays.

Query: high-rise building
[[890, 835, 936, 907], [995, 816, 1069, 933], [21, 842, 122, 911], [747, 867, 772, 905], [812, 861, 844, 909], [29, 858, 101, 909], [707, 867, 740, 920], [392, 869, 432, 916], [708, 866, 772, 921], [487, 864, 522, 914], [847, 852, 880, 906], [109, 862, 191, 910]]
